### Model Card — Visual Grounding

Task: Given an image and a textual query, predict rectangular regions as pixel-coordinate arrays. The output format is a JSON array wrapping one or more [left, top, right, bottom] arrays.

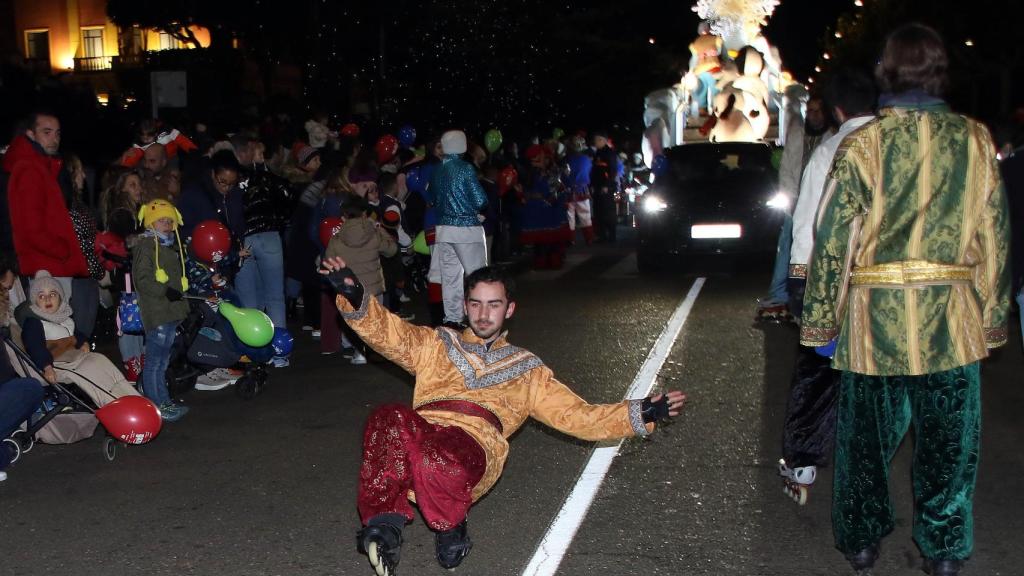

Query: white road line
[[521, 277, 707, 576]]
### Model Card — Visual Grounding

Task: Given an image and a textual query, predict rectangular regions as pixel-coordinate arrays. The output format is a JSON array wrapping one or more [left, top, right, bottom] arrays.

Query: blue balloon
[[405, 165, 424, 194], [652, 154, 670, 178], [271, 327, 294, 357], [398, 125, 417, 148]]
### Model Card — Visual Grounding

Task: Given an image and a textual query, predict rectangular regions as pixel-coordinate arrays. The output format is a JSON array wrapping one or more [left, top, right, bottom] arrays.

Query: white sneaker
[[311, 329, 321, 339], [350, 351, 367, 365], [399, 293, 412, 303], [0, 470, 7, 482], [194, 368, 240, 391], [301, 325, 314, 331]]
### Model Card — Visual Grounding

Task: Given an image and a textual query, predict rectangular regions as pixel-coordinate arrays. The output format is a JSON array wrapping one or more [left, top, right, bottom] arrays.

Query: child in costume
[[132, 200, 191, 422]]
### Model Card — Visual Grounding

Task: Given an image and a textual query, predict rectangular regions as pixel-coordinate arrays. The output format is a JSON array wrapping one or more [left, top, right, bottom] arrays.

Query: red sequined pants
[[357, 404, 486, 531]]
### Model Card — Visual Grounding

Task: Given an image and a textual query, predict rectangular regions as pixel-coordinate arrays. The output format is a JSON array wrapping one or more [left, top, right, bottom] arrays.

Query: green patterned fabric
[[832, 363, 980, 560], [800, 105, 1011, 376]]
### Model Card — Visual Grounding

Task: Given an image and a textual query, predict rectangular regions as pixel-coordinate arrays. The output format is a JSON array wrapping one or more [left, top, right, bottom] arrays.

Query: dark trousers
[[593, 193, 617, 241], [832, 363, 980, 560], [781, 345, 839, 468], [71, 278, 100, 341]]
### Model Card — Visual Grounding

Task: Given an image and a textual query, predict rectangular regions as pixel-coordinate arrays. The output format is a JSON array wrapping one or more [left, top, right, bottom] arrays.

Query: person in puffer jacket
[[325, 196, 397, 365], [234, 141, 293, 362]]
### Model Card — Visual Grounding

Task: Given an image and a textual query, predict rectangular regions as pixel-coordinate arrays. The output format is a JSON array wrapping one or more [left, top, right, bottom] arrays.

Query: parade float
[[642, 0, 804, 164]]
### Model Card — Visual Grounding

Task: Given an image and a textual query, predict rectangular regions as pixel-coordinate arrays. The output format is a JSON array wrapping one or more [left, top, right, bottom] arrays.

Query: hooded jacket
[[2, 135, 89, 277], [325, 217, 397, 296]]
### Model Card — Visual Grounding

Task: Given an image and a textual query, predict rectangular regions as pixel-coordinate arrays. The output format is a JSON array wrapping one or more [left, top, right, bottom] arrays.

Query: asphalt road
[[2, 236, 1022, 576]]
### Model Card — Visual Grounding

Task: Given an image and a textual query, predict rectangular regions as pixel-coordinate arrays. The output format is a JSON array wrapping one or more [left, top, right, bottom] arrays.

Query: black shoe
[[358, 516, 404, 576], [435, 520, 472, 569], [845, 544, 879, 572], [923, 558, 964, 576], [341, 347, 356, 359]]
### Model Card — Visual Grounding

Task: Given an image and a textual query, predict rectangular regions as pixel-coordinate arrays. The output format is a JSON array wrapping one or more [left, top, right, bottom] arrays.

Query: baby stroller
[[2, 333, 153, 463], [165, 297, 272, 400]]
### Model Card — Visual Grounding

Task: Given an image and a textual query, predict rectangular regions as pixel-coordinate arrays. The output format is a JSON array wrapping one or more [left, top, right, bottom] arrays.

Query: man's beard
[[470, 320, 501, 340]]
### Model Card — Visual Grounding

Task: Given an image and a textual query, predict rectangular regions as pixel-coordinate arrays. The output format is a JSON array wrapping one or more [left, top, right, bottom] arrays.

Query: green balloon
[[412, 230, 430, 255], [484, 129, 503, 153], [551, 127, 565, 141], [770, 148, 783, 171], [219, 301, 274, 348]]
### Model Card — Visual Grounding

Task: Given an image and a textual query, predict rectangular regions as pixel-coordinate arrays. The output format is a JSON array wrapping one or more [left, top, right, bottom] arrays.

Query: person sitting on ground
[[325, 196, 397, 365], [14, 271, 139, 408], [319, 259, 686, 575]]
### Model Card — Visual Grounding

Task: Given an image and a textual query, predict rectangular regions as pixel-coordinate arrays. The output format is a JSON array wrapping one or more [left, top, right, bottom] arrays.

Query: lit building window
[[82, 28, 104, 58], [158, 31, 182, 50]]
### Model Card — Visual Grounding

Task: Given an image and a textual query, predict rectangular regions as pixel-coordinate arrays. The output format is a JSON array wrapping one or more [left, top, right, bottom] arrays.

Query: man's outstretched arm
[[320, 256, 435, 374], [527, 365, 687, 440]]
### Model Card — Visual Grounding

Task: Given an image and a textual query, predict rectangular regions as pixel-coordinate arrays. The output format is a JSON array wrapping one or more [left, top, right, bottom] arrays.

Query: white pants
[[434, 226, 487, 324], [567, 199, 593, 230]]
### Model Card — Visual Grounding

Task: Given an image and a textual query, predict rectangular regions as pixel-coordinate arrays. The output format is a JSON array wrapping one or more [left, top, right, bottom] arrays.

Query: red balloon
[[375, 134, 399, 164], [319, 216, 344, 248], [498, 166, 518, 197], [192, 220, 231, 264], [95, 396, 163, 444], [340, 123, 360, 137]]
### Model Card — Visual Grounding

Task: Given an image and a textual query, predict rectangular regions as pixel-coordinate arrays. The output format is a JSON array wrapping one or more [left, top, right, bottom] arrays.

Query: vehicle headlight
[[766, 192, 791, 211], [642, 195, 668, 213]]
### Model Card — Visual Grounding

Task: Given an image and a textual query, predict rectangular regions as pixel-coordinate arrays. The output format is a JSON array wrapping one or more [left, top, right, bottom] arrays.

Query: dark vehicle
[[635, 142, 785, 272]]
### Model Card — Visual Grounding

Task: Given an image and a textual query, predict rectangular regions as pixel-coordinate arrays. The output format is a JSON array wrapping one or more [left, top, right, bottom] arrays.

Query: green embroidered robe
[[799, 105, 1011, 376]]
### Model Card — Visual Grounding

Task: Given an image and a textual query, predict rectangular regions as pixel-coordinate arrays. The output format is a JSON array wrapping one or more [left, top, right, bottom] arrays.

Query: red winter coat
[[2, 135, 89, 277]]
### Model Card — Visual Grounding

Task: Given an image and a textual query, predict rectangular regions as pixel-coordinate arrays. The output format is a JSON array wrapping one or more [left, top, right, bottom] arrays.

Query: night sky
[[217, 0, 851, 137]]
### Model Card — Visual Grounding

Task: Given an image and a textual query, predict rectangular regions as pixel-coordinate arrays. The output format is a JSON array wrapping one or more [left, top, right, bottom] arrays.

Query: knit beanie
[[441, 130, 467, 155], [139, 199, 181, 230], [29, 270, 65, 304]]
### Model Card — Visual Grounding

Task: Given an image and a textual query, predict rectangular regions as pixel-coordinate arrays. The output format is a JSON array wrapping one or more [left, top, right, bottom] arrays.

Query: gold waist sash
[[850, 260, 973, 286]]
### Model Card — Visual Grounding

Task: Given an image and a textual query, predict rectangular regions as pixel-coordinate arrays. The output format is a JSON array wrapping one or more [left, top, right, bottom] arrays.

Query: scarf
[[29, 297, 73, 327]]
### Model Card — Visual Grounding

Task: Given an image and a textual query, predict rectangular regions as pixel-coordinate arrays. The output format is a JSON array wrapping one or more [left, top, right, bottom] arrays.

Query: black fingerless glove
[[641, 396, 670, 424], [165, 288, 183, 302], [325, 266, 365, 308]]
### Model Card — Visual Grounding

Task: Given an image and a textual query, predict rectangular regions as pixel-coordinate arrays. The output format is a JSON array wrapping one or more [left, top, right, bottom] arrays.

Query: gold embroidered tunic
[[799, 105, 1011, 375], [337, 294, 653, 501]]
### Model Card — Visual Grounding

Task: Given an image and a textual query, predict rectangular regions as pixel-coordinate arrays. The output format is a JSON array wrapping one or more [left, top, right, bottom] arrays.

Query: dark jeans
[[0, 377, 44, 470]]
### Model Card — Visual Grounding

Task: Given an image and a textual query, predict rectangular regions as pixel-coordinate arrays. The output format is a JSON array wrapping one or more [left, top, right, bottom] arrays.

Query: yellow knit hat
[[138, 199, 182, 230]]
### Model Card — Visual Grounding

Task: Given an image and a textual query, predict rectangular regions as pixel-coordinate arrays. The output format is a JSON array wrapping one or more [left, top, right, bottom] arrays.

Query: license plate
[[691, 224, 742, 239]]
